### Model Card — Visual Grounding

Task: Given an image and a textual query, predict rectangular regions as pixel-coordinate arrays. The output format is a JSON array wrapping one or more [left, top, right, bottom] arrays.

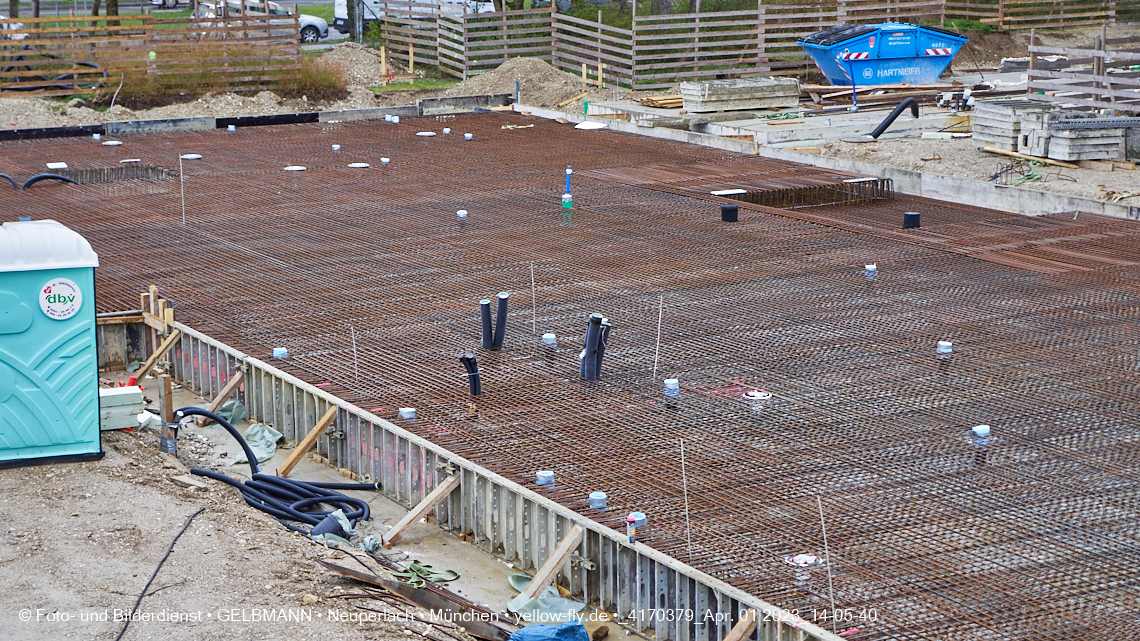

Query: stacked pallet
[[973, 100, 1059, 152], [680, 78, 800, 113], [639, 95, 683, 109], [100, 386, 146, 431]]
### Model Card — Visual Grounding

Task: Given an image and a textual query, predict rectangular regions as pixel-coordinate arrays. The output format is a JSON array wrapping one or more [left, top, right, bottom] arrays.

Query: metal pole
[[350, 324, 359, 383], [179, 155, 186, 225], [680, 438, 693, 561], [817, 495, 838, 634], [651, 294, 663, 381]]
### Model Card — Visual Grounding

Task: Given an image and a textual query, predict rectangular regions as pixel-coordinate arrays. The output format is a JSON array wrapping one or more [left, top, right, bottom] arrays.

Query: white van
[[333, 0, 496, 34]]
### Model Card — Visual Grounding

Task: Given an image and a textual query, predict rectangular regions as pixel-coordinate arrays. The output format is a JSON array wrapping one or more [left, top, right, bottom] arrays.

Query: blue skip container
[[798, 23, 967, 86]]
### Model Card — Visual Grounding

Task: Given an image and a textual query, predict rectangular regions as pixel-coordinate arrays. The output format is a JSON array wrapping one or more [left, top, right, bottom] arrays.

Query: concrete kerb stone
[[105, 116, 216, 135], [514, 104, 1140, 221], [418, 93, 513, 116]]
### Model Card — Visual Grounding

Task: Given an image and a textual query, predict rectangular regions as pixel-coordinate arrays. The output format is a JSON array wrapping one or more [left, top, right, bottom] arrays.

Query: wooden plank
[[196, 371, 245, 426], [383, 474, 461, 548], [522, 524, 585, 600], [1029, 45, 1140, 61], [277, 405, 339, 478], [1025, 92, 1140, 113], [97, 315, 144, 325], [134, 328, 182, 382], [556, 91, 588, 107], [142, 311, 167, 332], [983, 146, 1080, 168], [723, 610, 757, 641]]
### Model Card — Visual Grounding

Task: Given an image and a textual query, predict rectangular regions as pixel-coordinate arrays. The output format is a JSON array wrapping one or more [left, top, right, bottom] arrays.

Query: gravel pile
[[443, 57, 583, 108], [318, 42, 405, 87]]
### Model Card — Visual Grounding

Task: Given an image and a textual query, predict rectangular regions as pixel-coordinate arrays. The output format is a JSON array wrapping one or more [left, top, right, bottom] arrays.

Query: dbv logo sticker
[[39, 278, 83, 320], [863, 68, 874, 79]]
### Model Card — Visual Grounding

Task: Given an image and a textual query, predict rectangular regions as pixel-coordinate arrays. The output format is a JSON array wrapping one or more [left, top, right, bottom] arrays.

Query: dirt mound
[[952, 30, 1029, 70], [443, 57, 583, 107], [318, 42, 405, 87]]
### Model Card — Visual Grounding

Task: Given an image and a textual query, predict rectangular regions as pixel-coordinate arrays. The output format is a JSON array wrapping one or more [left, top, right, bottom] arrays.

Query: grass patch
[[277, 56, 349, 100], [367, 77, 460, 92], [940, 19, 994, 34]]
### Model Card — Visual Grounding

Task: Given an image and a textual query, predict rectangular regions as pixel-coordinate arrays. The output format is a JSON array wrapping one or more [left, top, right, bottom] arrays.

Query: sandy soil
[[0, 374, 496, 641], [820, 137, 1139, 203]]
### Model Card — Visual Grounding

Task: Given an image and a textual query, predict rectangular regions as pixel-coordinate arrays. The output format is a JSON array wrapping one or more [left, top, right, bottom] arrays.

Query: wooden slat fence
[[1027, 33, 1140, 113], [551, 12, 633, 86], [0, 13, 299, 97], [369, 0, 441, 67], [945, 0, 1125, 29], [460, 7, 553, 76]]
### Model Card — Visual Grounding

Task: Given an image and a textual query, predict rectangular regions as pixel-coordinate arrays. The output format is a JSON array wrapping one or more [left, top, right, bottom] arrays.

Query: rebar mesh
[[3, 113, 1139, 640]]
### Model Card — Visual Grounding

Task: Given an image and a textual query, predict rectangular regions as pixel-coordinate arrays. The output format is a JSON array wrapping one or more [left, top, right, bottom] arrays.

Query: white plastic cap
[[663, 379, 679, 389], [937, 340, 953, 354], [542, 333, 557, 345], [457, 210, 468, 218], [865, 263, 877, 271], [398, 408, 416, 420], [973, 424, 990, 437]]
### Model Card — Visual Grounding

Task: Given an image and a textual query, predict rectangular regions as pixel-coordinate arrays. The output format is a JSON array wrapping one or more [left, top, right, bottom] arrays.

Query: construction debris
[[99, 386, 145, 431]]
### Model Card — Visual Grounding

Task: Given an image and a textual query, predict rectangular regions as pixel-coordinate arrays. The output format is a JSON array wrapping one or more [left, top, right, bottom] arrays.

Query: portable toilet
[[0, 219, 103, 468], [798, 23, 967, 86]]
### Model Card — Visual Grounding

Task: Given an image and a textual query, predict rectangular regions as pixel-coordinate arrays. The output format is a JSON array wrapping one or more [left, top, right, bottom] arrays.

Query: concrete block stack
[[1020, 110, 1130, 161], [99, 386, 146, 431], [1048, 128, 1126, 161], [972, 100, 1059, 152], [680, 78, 800, 113]]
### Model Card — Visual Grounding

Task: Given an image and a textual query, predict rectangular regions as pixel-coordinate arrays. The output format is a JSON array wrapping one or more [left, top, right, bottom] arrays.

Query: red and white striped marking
[[925, 48, 952, 56], [838, 51, 870, 60]]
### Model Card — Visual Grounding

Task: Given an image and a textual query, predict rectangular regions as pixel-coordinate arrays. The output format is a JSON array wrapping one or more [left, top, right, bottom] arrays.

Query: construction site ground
[[2, 112, 1138, 639], [0, 371, 518, 641]]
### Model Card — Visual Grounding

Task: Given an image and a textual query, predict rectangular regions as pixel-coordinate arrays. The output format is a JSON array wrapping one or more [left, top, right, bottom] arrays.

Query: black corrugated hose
[[174, 407, 380, 536]]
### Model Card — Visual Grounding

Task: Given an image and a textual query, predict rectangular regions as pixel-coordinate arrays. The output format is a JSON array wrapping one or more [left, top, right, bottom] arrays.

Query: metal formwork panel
[[154, 322, 838, 641]]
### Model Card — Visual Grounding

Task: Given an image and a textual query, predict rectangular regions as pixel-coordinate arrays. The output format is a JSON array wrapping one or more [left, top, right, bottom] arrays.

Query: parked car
[[188, 0, 329, 42], [333, 0, 494, 34], [0, 14, 27, 39]]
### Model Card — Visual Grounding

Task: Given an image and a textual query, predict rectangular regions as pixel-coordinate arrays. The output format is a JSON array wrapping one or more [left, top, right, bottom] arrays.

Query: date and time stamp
[[629, 607, 879, 625]]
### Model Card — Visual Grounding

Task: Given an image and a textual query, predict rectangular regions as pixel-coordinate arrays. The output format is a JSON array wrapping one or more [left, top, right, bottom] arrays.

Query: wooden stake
[[158, 374, 174, 423], [723, 610, 757, 641], [598, 61, 603, 89], [381, 45, 387, 78], [278, 405, 338, 477], [582, 62, 587, 84], [409, 43, 414, 75], [521, 524, 585, 600], [383, 474, 461, 548], [134, 329, 182, 382]]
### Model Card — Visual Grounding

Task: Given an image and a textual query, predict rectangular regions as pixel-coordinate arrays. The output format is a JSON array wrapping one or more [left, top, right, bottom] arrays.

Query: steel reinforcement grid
[[3, 112, 1139, 641]]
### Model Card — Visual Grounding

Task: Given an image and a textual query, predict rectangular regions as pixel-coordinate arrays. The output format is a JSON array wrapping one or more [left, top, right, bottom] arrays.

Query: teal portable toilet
[[0, 219, 103, 468]]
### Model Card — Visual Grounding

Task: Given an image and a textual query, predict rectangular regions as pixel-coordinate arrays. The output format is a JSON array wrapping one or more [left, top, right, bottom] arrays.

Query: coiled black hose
[[172, 407, 379, 535]]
